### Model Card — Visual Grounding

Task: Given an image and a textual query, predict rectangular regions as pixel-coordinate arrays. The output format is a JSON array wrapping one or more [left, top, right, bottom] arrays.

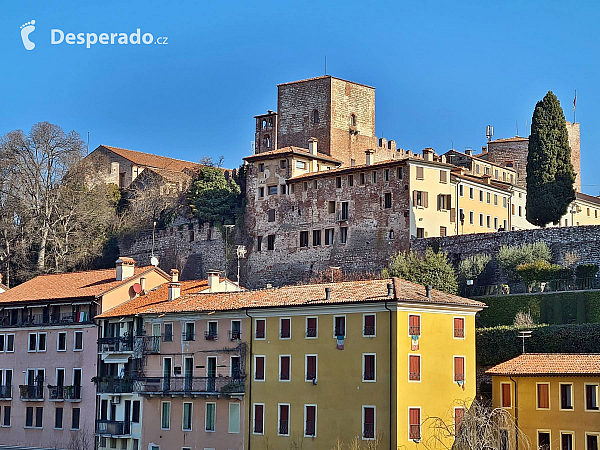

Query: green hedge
[[477, 323, 600, 366], [477, 290, 600, 327]]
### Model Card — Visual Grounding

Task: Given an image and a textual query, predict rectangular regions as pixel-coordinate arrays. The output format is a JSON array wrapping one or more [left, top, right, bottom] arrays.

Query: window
[[560, 383, 573, 409], [74, 331, 83, 350], [350, 114, 356, 126], [3, 405, 10, 427], [372, 171, 377, 183], [454, 407, 465, 432], [363, 314, 376, 337], [312, 230, 321, 246], [414, 190, 428, 208], [409, 315, 420, 336], [205, 403, 216, 432], [206, 321, 218, 340], [132, 400, 140, 423], [25, 406, 34, 427], [280, 318, 291, 339], [184, 322, 195, 341], [454, 317, 465, 338], [306, 317, 318, 338], [296, 160, 307, 170], [362, 406, 375, 440], [336, 176, 342, 188], [267, 234, 275, 250], [182, 402, 193, 431], [518, 205, 522, 217], [258, 187, 264, 198], [278, 404, 290, 436], [258, 163, 264, 172], [501, 382, 511, 407], [305, 355, 317, 382], [397, 167, 403, 179], [409, 408, 421, 440], [440, 226, 447, 237], [279, 355, 291, 381], [161, 402, 171, 430], [476, 164, 480, 174], [479, 213, 484, 227], [503, 219, 507, 230], [340, 227, 348, 244], [539, 432, 551, 450], [253, 404, 264, 435], [586, 384, 599, 410], [35, 406, 43, 428], [440, 170, 447, 183], [537, 383, 550, 409], [359, 172, 366, 185], [268, 209, 275, 222], [299, 231, 309, 247], [328, 201, 336, 214], [416, 228, 425, 238], [486, 192, 491, 204], [562, 433, 574, 450], [228, 403, 240, 434], [268, 185, 277, 195], [469, 187, 474, 199], [587, 434, 599, 450], [454, 356, 465, 382], [71, 408, 80, 430], [28, 333, 37, 352], [363, 354, 376, 382], [409, 355, 420, 381], [254, 356, 265, 381], [325, 228, 334, 245], [313, 110, 319, 123], [163, 323, 173, 342], [57, 332, 67, 351], [500, 429, 509, 450], [280, 159, 287, 169], [37, 333, 46, 351], [55, 407, 63, 429], [479, 190, 484, 202], [304, 405, 317, 437], [469, 211, 474, 225], [348, 174, 354, 186], [416, 167, 424, 180], [503, 197, 507, 208], [334, 316, 345, 337], [340, 201, 349, 220], [255, 319, 266, 339], [256, 236, 262, 251], [494, 217, 498, 229], [384, 192, 392, 209], [459, 185, 464, 196], [280, 184, 286, 195], [486, 215, 491, 228]]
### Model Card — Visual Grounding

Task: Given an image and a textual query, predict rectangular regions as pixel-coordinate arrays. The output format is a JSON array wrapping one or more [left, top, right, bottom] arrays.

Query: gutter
[[509, 376, 518, 450], [245, 308, 253, 450], [384, 300, 393, 449]]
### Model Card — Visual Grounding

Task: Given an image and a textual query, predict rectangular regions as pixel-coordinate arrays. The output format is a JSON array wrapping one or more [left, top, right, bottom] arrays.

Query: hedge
[[477, 290, 600, 327], [477, 323, 600, 366]]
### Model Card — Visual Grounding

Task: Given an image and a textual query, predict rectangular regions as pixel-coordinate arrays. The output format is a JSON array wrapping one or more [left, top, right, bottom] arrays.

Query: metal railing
[[96, 420, 131, 436], [454, 328, 465, 338], [204, 331, 218, 341], [363, 326, 375, 336], [409, 326, 420, 336], [0, 385, 11, 398], [279, 420, 289, 435], [409, 425, 421, 440], [334, 327, 345, 337], [136, 336, 160, 354], [0, 312, 92, 328], [98, 336, 133, 353], [19, 384, 44, 400], [182, 331, 195, 341], [363, 423, 375, 439], [228, 330, 241, 341], [134, 376, 245, 395], [409, 372, 420, 381], [96, 379, 134, 394], [48, 385, 81, 400], [363, 372, 375, 381], [306, 328, 317, 338], [466, 277, 599, 298], [305, 421, 316, 436]]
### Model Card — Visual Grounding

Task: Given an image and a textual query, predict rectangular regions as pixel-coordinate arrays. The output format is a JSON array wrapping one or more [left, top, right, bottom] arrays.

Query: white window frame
[[305, 354, 318, 383], [55, 367, 66, 386], [70, 407, 80, 430], [408, 406, 421, 441], [253, 403, 265, 436], [536, 382, 551, 410], [361, 405, 376, 441], [28, 333, 37, 352], [333, 315, 346, 338], [205, 402, 216, 432], [254, 355, 266, 382], [453, 355, 466, 384], [206, 320, 218, 339], [362, 353, 377, 383], [303, 404, 317, 438], [37, 332, 47, 352], [228, 402, 240, 434], [160, 401, 171, 430], [230, 319, 241, 341], [537, 430, 552, 450], [453, 316, 466, 340], [182, 402, 193, 431], [279, 355, 291, 382], [57, 331, 67, 352], [584, 383, 599, 412], [73, 331, 83, 351], [559, 383, 574, 411], [408, 314, 421, 337], [500, 381, 512, 408], [305, 316, 318, 339], [254, 319, 266, 340], [407, 354, 421, 383], [277, 403, 290, 436], [279, 317, 292, 340], [362, 313, 376, 338]]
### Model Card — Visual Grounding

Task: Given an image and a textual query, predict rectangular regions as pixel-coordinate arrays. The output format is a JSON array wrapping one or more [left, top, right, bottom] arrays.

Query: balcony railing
[[96, 420, 131, 436], [334, 327, 345, 337], [363, 326, 375, 336], [363, 372, 375, 381], [136, 336, 160, 354], [0, 385, 11, 398], [96, 379, 134, 394], [98, 336, 133, 353], [363, 423, 375, 439], [279, 420, 289, 435], [204, 331, 218, 341], [0, 312, 93, 328], [280, 372, 290, 381], [19, 384, 44, 400], [48, 385, 81, 400], [182, 331, 195, 341], [454, 328, 465, 338], [409, 326, 421, 336], [306, 328, 317, 338], [409, 372, 420, 381], [134, 376, 245, 395], [409, 425, 421, 440], [228, 330, 241, 341], [305, 421, 316, 436]]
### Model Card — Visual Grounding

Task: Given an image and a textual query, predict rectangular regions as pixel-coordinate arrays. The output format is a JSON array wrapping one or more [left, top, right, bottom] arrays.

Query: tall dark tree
[[526, 91, 576, 226]]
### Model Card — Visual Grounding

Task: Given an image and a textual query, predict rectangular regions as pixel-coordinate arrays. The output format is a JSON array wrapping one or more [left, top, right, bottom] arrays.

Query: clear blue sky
[[2, 1, 599, 193]]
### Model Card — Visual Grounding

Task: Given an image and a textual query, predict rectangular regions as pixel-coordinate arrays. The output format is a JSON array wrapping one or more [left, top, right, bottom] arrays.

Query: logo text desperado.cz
[[51, 29, 167, 48]]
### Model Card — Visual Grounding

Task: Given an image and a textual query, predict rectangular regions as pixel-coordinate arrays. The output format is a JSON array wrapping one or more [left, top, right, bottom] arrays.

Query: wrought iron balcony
[[134, 376, 245, 395], [228, 330, 241, 341], [95, 378, 134, 394], [306, 327, 317, 338], [136, 336, 160, 354], [0, 312, 93, 328], [0, 385, 11, 398], [98, 336, 133, 353], [363, 372, 375, 381], [305, 421, 316, 436], [363, 326, 375, 336], [96, 419, 131, 436], [409, 326, 421, 336], [204, 331, 218, 341], [19, 384, 44, 400], [48, 385, 81, 400], [409, 372, 420, 381], [363, 423, 375, 439], [279, 420, 289, 435], [454, 328, 465, 338]]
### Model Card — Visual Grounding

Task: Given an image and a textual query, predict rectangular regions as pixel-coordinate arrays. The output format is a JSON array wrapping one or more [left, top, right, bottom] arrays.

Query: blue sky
[[2, 1, 599, 192]]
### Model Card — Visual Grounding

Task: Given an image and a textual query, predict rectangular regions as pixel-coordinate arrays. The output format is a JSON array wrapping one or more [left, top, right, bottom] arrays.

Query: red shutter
[[281, 319, 290, 338], [307, 356, 316, 380], [502, 383, 511, 407], [256, 320, 265, 339], [538, 384, 549, 409], [409, 355, 420, 381], [254, 404, 263, 433], [365, 315, 375, 327], [256, 357, 264, 380], [454, 357, 465, 382], [409, 315, 421, 335], [454, 408, 465, 430], [409, 408, 420, 439], [280, 404, 289, 421], [454, 318, 465, 337]]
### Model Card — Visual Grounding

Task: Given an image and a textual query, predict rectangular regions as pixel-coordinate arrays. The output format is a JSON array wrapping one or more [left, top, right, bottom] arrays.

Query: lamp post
[[570, 204, 581, 226]]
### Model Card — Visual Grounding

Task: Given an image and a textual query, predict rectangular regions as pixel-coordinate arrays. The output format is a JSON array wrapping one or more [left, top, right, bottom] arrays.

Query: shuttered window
[[255, 320, 265, 339], [454, 357, 465, 382], [409, 315, 420, 336], [501, 383, 511, 407], [537, 383, 549, 409], [409, 408, 420, 439], [279, 404, 289, 435], [305, 405, 316, 436], [280, 319, 291, 339], [416, 167, 424, 180], [409, 355, 420, 381], [306, 356, 317, 381], [363, 407, 375, 439], [255, 356, 265, 381], [280, 356, 290, 381], [363, 354, 376, 381], [253, 404, 264, 434], [306, 317, 317, 338], [364, 315, 375, 336], [454, 318, 465, 338]]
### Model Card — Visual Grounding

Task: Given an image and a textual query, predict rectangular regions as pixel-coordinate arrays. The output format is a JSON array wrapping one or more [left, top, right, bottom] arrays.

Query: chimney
[[168, 269, 180, 301], [482, 174, 492, 184], [308, 137, 318, 155], [325, 287, 331, 301], [140, 277, 146, 293], [387, 283, 393, 297], [422, 148, 434, 161], [425, 285, 432, 299], [116, 257, 136, 281], [365, 150, 374, 166], [465, 149, 473, 156], [207, 270, 220, 293]]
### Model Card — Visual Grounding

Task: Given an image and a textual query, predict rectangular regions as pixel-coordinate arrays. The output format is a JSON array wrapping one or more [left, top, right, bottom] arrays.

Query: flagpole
[[573, 89, 577, 123]]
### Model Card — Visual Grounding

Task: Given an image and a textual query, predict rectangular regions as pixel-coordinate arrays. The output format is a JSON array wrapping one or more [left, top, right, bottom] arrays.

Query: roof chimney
[[168, 269, 180, 301], [422, 148, 434, 161], [365, 150, 374, 166], [116, 257, 136, 281], [387, 283, 393, 297], [308, 137, 318, 155], [425, 285, 432, 299], [140, 277, 146, 293], [325, 287, 331, 301], [465, 149, 473, 156], [482, 174, 492, 184], [207, 270, 220, 293]]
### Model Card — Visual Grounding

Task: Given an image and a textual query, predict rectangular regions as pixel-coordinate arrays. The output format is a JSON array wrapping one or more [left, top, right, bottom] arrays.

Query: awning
[[101, 354, 132, 364]]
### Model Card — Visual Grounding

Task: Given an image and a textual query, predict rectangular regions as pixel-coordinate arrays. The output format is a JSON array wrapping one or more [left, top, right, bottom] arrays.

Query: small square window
[[267, 235, 275, 251], [336, 177, 342, 188], [328, 201, 336, 214], [384, 193, 392, 209], [299, 231, 309, 248]]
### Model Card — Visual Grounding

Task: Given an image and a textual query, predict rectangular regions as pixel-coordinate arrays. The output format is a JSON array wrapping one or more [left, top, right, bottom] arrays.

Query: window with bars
[[305, 405, 316, 436], [306, 355, 317, 381], [253, 404, 264, 434], [279, 356, 290, 381], [279, 404, 289, 435], [254, 356, 265, 381], [306, 317, 317, 338], [363, 315, 375, 336], [409, 355, 420, 381], [363, 354, 375, 381], [280, 318, 291, 339], [255, 319, 266, 339], [363, 406, 375, 439]]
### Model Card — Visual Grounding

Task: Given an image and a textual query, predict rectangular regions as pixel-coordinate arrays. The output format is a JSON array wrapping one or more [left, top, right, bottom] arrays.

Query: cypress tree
[[526, 91, 576, 226]]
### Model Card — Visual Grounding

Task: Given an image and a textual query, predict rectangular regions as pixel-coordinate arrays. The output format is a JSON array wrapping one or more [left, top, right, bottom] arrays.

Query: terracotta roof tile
[[100, 145, 202, 172], [0, 266, 162, 304], [489, 137, 529, 143], [97, 277, 485, 319], [486, 354, 600, 376]]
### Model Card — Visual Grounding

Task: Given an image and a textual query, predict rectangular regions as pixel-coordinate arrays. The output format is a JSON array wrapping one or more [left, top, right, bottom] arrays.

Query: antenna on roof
[[518, 330, 532, 354], [87, 132, 90, 154], [516, 120, 519, 136], [486, 125, 494, 141]]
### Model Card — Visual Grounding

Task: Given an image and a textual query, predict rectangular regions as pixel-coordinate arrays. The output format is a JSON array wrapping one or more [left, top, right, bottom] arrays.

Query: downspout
[[245, 309, 253, 450], [456, 181, 460, 235], [509, 376, 518, 450], [384, 299, 393, 449]]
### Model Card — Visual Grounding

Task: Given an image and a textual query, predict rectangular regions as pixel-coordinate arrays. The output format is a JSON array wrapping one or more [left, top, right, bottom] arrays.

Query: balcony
[[98, 336, 133, 353], [363, 326, 375, 336], [279, 420, 289, 435], [96, 419, 131, 436], [0, 312, 93, 328], [409, 372, 420, 381], [363, 372, 375, 381], [204, 331, 218, 341], [228, 330, 241, 341], [0, 385, 12, 399], [306, 327, 317, 338], [135, 376, 245, 396], [363, 423, 375, 439], [454, 328, 465, 338], [136, 336, 160, 354], [182, 331, 195, 341], [19, 384, 44, 400], [95, 378, 134, 394], [409, 326, 421, 336], [48, 385, 82, 400]]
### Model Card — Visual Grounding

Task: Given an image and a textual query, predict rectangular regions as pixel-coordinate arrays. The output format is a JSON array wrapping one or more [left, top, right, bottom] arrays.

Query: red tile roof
[[486, 354, 600, 376], [100, 145, 202, 172], [97, 277, 485, 318], [243, 147, 343, 164], [0, 266, 166, 304], [489, 137, 529, 143]]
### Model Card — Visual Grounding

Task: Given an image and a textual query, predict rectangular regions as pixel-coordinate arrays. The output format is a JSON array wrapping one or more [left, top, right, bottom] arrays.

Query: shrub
[[516, 260, 570, 284], [497, 242, 551, 281], [458, 254, 492, 284], [576, 264, 599, 279]]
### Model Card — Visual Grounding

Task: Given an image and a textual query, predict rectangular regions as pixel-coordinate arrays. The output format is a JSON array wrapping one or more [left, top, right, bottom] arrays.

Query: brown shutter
[[281, 319, 290, 338], [409, 355, 420, 380], [413, 190, 418, 205], [502, 384, 511, 407], [365, 407, 374, 425], [423, 192, 428, 208], [254, 405, 263, 433], [454, 357, 465, 381], [538, 384, 549, 409], [280, 404, 289, 421], [256, 320, 265, 338], [365, 315, 375, 328], [450, 208, 456, 222], [256, 356, 264, 380]]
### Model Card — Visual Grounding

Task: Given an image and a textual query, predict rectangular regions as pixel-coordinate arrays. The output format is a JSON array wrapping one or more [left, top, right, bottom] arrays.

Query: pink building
[[0, 258, 169, 449], [96, 271, 246, 450]]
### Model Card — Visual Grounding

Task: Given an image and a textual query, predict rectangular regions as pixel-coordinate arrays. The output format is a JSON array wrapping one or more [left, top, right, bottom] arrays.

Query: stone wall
[[485, 138, 529, 188], [566, 121, 581, 192]]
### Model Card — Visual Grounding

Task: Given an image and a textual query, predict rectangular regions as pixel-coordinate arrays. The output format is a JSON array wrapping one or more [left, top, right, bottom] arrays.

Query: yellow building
[[487, 354, 600, 450]]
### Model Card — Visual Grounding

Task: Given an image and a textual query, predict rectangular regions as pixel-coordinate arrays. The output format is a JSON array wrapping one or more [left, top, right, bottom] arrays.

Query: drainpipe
[[245, 309, 253, 450], [384, 293, 393, 449], [509, 376, 518, 450], [456, 181, 460, 235]]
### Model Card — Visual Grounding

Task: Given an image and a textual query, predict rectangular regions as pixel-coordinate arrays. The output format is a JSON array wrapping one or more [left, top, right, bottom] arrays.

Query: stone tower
[[566, 121, 581, 192], [254, 111, 278, 154]]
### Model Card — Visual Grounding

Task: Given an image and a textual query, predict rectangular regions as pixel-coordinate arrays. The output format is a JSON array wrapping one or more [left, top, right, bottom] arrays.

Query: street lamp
[[570, 204, 581, 226]]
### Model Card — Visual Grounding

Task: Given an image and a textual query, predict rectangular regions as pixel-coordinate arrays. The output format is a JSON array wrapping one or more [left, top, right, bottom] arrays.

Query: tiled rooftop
[[486, 354, 600, 376], [101, 145, 202, 172]]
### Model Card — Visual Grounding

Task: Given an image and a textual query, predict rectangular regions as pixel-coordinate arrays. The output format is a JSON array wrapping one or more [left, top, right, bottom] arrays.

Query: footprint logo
[[20, 20, 36, 50]]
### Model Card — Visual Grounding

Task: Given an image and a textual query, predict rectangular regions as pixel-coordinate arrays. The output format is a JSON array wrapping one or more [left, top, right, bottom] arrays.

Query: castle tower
[[254, 111, 278, 154], [566, 122, 581, 192]]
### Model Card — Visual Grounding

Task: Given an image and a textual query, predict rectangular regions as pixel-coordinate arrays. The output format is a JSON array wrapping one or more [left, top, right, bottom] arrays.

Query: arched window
[[262, 119, 267, 130], [264, 135, 271, 148], [350, 114, 357, 127], [389, 229, 394, 239], [313, 110, 319, 124], [268, 118, 273, 127]]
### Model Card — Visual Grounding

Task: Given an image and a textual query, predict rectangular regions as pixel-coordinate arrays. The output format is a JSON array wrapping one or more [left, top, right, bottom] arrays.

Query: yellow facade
[[491, 375, 600, 450]]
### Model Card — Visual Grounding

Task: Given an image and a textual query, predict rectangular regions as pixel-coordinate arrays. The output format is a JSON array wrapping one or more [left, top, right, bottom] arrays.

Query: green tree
[[187, 166, 241, 225], [497, 242, 551, 281], [382, 247, 458, 294], [526, 91, 576, 226]]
